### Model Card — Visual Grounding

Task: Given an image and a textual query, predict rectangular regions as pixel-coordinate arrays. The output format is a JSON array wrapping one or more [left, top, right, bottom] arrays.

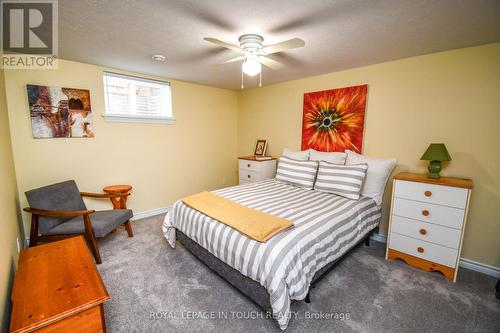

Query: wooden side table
[[103, 184, 132, 209], [10, 236, 109, 333]]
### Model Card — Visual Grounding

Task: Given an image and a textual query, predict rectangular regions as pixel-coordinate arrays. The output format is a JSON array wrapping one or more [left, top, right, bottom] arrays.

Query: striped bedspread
[[162, 179, 381, 330]]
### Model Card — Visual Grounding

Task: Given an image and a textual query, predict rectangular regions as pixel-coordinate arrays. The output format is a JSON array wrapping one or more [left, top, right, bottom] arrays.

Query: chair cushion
[[25, 180, 87, 234], [45, 209, 133, 238]]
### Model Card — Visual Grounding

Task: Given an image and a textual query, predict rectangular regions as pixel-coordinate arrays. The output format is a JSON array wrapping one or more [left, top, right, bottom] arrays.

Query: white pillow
[[275, 156, 318, 190], [282, 148, 309, 161], [308, 149, 347, 165], [345, 150, 396, 205]]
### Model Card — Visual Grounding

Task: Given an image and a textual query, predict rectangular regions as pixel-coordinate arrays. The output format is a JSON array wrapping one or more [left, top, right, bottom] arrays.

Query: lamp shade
[[242, 57, 261, 76], [420, 143, 452, 161]]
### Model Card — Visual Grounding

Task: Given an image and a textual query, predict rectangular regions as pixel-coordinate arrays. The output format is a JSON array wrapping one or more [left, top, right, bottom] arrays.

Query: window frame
[[102, 71, 175, 124]]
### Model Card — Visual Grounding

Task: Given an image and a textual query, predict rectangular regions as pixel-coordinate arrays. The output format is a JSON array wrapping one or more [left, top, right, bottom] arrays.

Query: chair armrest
[[80, 192, 130, 199], [23, 207, 95, 218]]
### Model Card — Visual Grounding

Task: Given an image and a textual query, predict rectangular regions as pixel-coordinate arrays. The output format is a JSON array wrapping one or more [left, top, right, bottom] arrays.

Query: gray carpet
[[97, 215, 500, 332]]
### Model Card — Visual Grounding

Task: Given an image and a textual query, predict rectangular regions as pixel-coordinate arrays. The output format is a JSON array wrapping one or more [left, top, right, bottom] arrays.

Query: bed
[[162, 179, 381, 329]]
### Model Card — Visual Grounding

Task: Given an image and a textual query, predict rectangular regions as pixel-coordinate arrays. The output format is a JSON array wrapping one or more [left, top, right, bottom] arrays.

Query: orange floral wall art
[[302, 85, 367, 153]]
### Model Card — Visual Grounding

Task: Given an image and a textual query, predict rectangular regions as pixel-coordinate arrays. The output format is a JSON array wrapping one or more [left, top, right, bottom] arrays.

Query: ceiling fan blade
[[263, 38, 305, 55], [204, 37, 241, 52], [216, 56, 245, 65], [260, 56, 284, 70]]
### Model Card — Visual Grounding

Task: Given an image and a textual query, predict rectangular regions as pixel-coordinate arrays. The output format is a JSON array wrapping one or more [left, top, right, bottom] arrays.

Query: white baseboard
[[370, 232, 388, 243], [459, 258, 500, 278], [131, 206, 170, 221], [370, 233, 500, 278]]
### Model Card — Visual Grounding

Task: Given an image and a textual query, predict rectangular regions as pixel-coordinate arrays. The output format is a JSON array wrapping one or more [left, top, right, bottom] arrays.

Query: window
[[103, 72, 173, 123]]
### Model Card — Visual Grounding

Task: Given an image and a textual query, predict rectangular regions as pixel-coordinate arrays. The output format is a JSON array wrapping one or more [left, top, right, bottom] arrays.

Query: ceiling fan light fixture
[[242, 58, 261, 76], [151, 54, 166, 62], [204, 34, 305, 87]]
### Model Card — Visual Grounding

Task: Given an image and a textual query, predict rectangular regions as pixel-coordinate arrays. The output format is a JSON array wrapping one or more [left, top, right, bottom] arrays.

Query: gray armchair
[[24, 180, 134, 264]]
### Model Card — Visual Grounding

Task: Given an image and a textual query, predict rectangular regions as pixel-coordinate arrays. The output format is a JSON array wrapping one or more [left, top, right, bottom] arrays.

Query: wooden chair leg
[[124, 220, 134, 237], [29, 214, 39, 247], [83, 215, 102, 264], [85, 232, 102, 264]]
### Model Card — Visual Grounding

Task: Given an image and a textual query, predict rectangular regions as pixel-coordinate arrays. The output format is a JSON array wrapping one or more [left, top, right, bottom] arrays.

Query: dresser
[[238, 156, 277, 184], [386, 172, 473, 282], [10, 236, 109, 333]]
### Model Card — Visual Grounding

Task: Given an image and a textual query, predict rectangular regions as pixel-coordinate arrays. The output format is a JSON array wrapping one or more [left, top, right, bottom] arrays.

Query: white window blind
[[103, 72, 173, 123]]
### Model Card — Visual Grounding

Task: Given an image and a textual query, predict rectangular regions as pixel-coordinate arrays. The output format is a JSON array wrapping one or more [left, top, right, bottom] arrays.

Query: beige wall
[[0, 70, 22, 332], [238, 43, 500, 267], [2, 43, 499, 274], [4, 60, 239, 235]]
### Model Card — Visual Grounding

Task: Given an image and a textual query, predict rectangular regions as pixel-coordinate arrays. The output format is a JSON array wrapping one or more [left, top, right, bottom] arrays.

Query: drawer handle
[[247, 164, 251, 168], [422, 209, 429, 216], [424, 190, 432, 197], [247, 174, 251, 179], [419, 228, 427, 235], [417, 247, 424, 253]]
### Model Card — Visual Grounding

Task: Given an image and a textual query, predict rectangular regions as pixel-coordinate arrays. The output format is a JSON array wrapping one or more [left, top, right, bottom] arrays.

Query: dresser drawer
[[393, 197, 465, 229], [390, 215, 461, 249], [239, 169, 261, 182], [389, 233, 458, 268], [239, 159, 261, 172], [394, 180, 468, 209]]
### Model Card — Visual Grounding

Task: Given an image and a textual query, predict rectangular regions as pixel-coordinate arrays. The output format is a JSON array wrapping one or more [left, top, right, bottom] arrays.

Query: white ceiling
[[59, 0, 500, 90]]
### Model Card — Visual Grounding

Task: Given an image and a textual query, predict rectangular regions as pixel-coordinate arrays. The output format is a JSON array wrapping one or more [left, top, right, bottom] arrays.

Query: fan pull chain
[[241, 70, 244, 89], [259, 70, 262, 87]]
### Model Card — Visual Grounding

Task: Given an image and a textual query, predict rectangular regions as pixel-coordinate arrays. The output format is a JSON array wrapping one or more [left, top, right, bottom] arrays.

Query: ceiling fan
[[204, 34, 305, 87]]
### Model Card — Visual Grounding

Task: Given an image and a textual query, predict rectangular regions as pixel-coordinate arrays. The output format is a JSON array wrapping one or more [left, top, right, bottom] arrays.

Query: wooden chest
[[10, 236, 109, 332]]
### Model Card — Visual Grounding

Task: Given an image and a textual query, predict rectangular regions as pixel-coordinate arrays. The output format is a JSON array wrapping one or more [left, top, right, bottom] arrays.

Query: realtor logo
[[1, 0, 58, 69]]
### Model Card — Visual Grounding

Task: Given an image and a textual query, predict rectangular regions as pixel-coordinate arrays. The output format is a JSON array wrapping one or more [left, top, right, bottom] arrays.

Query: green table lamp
[[420, 143, 452, 179]]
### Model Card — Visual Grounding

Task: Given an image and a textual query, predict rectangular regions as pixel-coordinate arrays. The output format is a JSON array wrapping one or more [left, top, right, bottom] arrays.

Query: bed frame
[[176, 226, 379, 311]]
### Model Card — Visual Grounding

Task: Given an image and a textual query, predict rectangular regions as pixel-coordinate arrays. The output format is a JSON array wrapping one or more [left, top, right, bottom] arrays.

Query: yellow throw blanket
[[181, 191, 294, 242]]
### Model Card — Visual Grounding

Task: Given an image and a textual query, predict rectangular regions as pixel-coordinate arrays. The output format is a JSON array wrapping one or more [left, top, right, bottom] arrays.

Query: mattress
[[163, 179, 381, 329]]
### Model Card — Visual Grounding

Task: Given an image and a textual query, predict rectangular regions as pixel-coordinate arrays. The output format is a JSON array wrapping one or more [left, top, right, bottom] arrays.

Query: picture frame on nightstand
[[254, 139, 268, 156]]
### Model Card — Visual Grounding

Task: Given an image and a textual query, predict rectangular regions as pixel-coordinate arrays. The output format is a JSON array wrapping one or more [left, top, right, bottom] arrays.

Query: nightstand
[[386, 172, 473, 282], [238, 156, 277, 184]]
